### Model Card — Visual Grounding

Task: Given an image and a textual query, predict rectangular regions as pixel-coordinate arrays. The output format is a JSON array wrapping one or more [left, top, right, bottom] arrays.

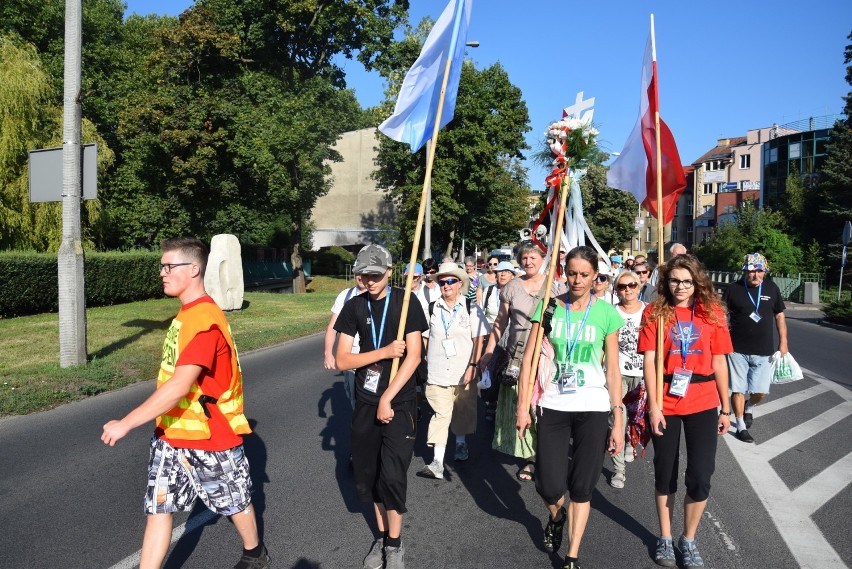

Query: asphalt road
[[0, 305, 849, 568]]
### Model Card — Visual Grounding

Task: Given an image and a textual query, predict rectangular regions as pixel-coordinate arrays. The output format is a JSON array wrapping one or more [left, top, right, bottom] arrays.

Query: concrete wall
[[310, 128, 396, 248]]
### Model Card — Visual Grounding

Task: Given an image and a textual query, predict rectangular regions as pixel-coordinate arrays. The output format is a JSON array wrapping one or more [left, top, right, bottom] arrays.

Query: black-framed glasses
[[668, 278, 695, 288], [616, 282, 639, 291], [595, 275, 609, 283], [159, 262, 192, 274], [438, 278, 461, 287]]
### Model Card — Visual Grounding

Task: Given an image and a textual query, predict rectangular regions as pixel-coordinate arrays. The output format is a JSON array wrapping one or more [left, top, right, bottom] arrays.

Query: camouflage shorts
[[144, 437, 252, 516]]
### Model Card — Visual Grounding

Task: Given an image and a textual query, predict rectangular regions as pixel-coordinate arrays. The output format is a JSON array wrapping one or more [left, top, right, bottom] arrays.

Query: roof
[[691, 136, 747, 165]]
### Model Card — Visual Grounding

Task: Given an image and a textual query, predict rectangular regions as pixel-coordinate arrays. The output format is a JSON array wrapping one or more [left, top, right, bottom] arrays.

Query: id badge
[[749, 311, 762, 323], [669, 367, 692, 397], [364, 364, 382, 393], [557, 362, 577, 394], [442, 338, 458, 358]]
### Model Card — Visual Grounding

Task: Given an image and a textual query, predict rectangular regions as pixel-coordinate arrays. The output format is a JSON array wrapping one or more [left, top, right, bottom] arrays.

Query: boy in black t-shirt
[[334, 244, 428, 569]]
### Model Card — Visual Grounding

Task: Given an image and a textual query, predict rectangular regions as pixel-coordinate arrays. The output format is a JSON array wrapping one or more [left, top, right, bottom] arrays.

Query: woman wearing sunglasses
[[515, 246, 624, 569], [637, 254, 733, 568], [609, 270, 646, 489], [593, 262, 615, 305], [479, 241, 564, 481]]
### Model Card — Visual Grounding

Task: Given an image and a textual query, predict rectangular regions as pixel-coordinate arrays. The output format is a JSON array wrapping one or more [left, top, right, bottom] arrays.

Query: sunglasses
[[595, 275, 609, 283], [635, 270, 649, 275], [438, 278, 461, 287], [426, 270, 438, 275], [616, 282, 639, 291], [488, 262, 499, 267]]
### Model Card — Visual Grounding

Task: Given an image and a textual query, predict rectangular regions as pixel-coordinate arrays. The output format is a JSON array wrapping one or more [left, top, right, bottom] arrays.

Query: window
[[703, 205, 712, 214], [687, 227, 693, 244], [716, 183, 723, 193], [703, 183, 713, 195], [671, 225, 678, 241], [687, 197, 693, 214], [740, 154, 750, 169], [724, 205, 735, 214], [789, 142, 801, 159], [646, 228, 651, 241]]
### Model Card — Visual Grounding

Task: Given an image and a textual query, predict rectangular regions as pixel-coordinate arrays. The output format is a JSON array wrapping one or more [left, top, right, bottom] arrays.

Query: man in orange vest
[[102, 237, 268, 569]]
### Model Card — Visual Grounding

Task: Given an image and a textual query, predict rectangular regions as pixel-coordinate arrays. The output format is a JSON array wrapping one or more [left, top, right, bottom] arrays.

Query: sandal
[[516, 461, 535, 482]]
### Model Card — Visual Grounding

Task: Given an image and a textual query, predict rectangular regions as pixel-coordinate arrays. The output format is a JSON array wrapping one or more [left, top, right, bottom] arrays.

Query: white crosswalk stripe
[[724, 368, 852, 569]]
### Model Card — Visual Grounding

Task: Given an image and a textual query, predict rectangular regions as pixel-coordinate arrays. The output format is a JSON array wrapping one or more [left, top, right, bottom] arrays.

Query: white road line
[[107, 509, 217, 569], [790, 450, 852, 515], [752, 383, 829, 418], [754, 401, 852, 461], [724, 368, 851, 569]]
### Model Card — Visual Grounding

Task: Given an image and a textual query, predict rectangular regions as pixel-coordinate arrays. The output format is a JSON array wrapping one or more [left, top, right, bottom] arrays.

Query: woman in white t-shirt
[[609, 270, 646, 489], [516, 246, 624, 569]]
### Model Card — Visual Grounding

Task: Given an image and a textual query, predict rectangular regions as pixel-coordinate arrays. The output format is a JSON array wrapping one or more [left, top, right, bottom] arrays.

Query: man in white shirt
[[324, 274, 366, 408]]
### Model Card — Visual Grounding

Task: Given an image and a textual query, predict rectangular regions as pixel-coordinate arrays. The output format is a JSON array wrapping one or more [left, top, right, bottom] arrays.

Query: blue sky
[[125, 1, 850, 189]]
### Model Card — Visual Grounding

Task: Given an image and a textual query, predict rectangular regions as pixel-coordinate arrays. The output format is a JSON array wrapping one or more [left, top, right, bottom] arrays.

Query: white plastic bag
[[771, 351, 803, 384]]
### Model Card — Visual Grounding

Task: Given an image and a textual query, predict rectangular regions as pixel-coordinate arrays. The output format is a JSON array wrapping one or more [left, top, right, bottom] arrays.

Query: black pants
[[651, 408, 718, 501], [535, 408, 609, 505], [351, 399, 417, 513]]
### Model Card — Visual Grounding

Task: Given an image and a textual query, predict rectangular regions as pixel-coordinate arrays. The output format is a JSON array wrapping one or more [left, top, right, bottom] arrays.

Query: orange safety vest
[[155, 299, 251, 440]]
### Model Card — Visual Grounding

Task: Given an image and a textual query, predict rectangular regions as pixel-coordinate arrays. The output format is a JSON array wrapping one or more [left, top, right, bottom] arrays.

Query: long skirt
[[492, 382, 536, 459]]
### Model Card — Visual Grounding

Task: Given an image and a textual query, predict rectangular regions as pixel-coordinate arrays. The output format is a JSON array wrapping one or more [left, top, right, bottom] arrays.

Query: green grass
[[0, 276, 350, 416]]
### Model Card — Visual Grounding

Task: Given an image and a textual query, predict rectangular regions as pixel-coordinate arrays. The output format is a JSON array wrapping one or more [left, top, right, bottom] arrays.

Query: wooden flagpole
[[388, 49, 457, 381], [523, 173, 571, 413], [651, 14, 665, 410]]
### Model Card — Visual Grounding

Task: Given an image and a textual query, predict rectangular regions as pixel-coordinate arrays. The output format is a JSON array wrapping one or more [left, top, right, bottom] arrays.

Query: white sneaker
[[418, 460, 444, 479], [610, 471, 626, 489], [624, 445, 635, 463]]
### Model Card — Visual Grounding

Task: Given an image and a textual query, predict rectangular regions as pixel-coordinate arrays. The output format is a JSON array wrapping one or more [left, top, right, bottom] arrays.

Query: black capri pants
[[535, 408, 609, 505], [651, 407, 718, 501], [351, 398, 417, 513]]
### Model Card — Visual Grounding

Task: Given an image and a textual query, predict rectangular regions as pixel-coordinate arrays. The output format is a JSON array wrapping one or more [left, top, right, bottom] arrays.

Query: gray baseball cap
[[354, 244, 393, 274]]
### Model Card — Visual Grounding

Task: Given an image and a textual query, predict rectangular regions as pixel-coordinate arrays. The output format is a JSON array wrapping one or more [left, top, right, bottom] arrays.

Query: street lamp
[[424, 40, 480, 261]]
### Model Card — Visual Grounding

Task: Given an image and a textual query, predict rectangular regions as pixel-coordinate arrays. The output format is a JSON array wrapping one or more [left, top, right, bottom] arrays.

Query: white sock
[[456, 435, 466, 445], [745, 400, 752, 412], [433, 446, 446, 465], [736, 417, 747, 431]]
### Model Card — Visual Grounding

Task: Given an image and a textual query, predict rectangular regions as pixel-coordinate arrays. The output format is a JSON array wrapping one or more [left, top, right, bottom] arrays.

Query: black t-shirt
[[722, 278, 785, 356], [334, 287, 429, 405]]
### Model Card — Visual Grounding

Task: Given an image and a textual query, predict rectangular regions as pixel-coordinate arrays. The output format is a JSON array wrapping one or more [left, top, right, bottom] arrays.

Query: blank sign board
[[28, 144, 97, 202]]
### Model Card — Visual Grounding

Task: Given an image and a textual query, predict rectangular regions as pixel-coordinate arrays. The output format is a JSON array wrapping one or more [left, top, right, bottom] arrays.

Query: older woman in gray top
[[479, 241, 564, 480]]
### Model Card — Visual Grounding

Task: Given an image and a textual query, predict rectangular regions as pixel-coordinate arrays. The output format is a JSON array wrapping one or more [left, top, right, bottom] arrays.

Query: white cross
[[562, 91, 595, 123]]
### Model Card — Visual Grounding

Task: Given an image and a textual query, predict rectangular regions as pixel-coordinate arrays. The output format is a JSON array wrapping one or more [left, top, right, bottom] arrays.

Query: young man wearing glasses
[[419, 263, 490, 480], [101, 237, 268, 569], [334, 244, 428, 569]]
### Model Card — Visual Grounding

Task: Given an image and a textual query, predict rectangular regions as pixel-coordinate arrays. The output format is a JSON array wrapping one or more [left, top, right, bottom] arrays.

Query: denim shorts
[[144, 437, 252, 516], [728, 352, 774, 395]]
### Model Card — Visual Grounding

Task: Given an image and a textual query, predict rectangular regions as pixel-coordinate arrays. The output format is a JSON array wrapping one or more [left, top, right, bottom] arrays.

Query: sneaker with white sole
[[610, 471, 626, 489], [455, 441, 470, 461], [624, 445, 635, 463], [418, 460, 444, 479], [384, 543, 405, 569], [362, 538, 384, 569]]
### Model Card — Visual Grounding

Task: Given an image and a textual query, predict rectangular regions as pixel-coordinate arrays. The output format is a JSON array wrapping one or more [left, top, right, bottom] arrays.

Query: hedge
[[0, 251, 162, 317]]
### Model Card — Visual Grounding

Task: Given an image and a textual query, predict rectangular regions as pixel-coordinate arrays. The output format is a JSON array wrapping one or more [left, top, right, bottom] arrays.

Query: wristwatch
[[719, 410, 732, 416]]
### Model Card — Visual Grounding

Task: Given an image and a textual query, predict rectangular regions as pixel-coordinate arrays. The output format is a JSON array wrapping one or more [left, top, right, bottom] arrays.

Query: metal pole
[[58, 0, 87, 367]]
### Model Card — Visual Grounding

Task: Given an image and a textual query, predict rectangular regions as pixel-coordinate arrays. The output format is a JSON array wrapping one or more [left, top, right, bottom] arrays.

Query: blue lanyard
[[440, 301, 462, 338], [744, 278, 762, 314], [675, 302, 696, 368], [565, 294, 594, 362], [367, 288, 391, 350]]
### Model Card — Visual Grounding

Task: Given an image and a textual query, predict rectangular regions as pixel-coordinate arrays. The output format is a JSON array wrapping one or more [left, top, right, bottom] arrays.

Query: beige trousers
[[425, 383, 477, 447]]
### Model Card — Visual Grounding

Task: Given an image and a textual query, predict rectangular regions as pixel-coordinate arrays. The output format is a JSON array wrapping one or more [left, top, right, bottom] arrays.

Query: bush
[[308, 246, 355, 276], [0, 251, 162, 317], [823, 299, 852, 326]]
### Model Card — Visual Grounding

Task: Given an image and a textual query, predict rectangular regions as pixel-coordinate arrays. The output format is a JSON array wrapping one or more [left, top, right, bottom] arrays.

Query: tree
[[374, 56, 532, 257], [695, 199, 803, 273], [580, 161, 638, 252], [812, 30, 852, 271], [0, 34, 112, 251]]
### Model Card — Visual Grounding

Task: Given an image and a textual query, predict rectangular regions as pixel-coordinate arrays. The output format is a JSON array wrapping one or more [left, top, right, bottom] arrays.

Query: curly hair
[[647, 254, 725, 325]]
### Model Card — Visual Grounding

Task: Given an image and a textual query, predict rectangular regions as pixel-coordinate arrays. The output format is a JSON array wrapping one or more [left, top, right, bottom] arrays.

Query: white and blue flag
[[378, 0, 472, 153]]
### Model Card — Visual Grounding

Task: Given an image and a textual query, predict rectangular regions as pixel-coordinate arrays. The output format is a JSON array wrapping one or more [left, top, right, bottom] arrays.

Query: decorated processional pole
[[651, 16, 666, 410], [523, 95, 601, 413]]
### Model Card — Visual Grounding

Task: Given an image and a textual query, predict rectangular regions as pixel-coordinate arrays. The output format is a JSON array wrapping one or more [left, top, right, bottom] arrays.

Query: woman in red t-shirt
[[637, 254, 733, 568]]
